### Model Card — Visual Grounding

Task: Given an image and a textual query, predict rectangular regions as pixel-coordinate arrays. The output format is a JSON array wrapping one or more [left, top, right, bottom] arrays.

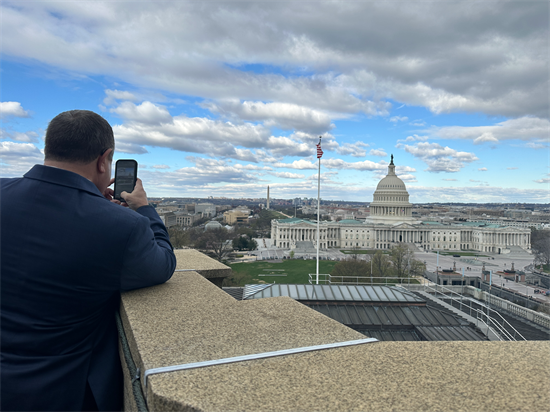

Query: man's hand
[[121, 178, 149, 211], [103, 178, 122, 205]]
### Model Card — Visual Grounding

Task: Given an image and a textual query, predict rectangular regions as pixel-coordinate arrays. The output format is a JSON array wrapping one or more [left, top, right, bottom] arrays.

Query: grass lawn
[[228, 259, 420, 286], [229, 259, 338, 285]]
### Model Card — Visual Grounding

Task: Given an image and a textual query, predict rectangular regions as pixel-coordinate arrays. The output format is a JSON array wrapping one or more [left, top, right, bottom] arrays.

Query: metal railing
[[308, 273, 418, 286], [418, 283, 526, 341], [407, 284, 550, 331]]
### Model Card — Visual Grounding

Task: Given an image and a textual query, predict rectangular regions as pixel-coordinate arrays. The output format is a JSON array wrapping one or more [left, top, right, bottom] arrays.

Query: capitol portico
[[271, 156, 531, 253]]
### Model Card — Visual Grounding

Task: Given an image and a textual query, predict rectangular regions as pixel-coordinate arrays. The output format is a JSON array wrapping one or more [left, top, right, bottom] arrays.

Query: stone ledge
[[120, 251, 550, 412], [174, 249, 231, 286]]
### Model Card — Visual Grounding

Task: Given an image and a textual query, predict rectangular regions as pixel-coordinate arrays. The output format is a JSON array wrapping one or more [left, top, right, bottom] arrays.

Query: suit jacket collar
[[24, 165, 105, 199]]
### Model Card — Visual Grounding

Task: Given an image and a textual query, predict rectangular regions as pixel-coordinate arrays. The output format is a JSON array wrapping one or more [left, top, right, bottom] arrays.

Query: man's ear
[[97, 148, 113, 173]]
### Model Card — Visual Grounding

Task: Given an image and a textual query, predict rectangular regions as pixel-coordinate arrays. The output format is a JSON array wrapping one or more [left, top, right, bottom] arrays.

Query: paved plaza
[[415, 248, 550, 302]]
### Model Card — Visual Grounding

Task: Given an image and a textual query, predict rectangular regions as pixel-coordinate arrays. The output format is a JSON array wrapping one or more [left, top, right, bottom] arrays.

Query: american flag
[[316, 143, 323, 159]]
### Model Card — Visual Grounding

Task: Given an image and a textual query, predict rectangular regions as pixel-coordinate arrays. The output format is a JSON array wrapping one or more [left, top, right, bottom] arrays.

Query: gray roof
[[360, 326, 485, 341], [243, 284, 424, 303], [307, 303, 486, 341], [306, 303, 465, 328]]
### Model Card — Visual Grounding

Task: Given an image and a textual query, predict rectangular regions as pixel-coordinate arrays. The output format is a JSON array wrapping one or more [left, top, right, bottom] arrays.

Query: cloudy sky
[[1, 1, 548, 203]]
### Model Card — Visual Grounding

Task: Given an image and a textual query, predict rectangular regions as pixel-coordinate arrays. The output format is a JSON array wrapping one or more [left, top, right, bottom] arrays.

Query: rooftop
[[242, 284, 424, 303], [119, 251, 550, 411]]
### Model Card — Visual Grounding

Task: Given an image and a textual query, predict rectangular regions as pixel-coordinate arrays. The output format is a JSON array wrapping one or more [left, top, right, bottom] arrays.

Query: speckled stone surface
[[120, 256, 550, 412], [148, 341, 550, 412], [173, 249, 231, 281]]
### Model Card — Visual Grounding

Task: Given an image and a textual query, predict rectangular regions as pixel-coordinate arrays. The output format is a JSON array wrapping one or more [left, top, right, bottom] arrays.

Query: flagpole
[[316, 136, 322, 284]]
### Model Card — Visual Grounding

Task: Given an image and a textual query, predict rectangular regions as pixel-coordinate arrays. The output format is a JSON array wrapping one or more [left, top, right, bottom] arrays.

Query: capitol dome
[[367, 155, 415, 224]]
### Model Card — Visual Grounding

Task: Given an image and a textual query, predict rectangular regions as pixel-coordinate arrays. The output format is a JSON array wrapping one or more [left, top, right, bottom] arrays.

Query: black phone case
[[114, 159, 138, 201]]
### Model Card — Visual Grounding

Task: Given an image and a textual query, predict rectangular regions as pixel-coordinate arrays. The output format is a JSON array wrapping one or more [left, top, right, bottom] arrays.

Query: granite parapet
[[120, 251, 550, 412]]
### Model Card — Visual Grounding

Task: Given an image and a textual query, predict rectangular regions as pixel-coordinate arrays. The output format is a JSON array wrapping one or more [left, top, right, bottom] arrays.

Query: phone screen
[[114, 159, 138, 201]]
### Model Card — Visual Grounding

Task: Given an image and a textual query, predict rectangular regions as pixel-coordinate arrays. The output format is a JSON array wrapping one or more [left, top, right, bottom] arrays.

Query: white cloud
[[113, 107, 270, 161], [0, 129, 39, 143], [507, 167, 518, 170], [111, 101, 337, 161], [152, 164, 170, 169], [478, 168, 488, 171], [204, 100, 335, 134], [389, 116, 408, 123], [322, 158, 391, 172], [4, 1, 546, 121], [408, 185, 548, 203], [398, 142, 478, 173], [103, 89, 138, 106], [336, 141, 368, 157], [526, 142, 548, 150], [400, 134, 429, 143], [270, 171, 305, 179], [307, 171, 339, 184], [0, 102, 30, 119], [427, 117, 550, 144], [398, 174, 417, 183], [139, 158, 263, 188], [368, 149, 387, 157], [410, 120, 426, 127], [473, 132, 499, 145], [273, 159, 317, 170], [265, 135, 312, 157], [0, 141, 43, 177], [110, 101, 172, 125], [115, 142, 149, 155]]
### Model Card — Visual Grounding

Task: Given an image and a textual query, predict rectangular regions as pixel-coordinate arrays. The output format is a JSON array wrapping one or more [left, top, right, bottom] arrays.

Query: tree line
[[531, 228, 550, 269], [167, 209, 281, 261], [331, 244, 425, 280]]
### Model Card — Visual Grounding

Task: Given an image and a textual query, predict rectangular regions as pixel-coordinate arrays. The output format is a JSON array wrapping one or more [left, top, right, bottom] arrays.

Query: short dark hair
[[44, 110, 114, 163]]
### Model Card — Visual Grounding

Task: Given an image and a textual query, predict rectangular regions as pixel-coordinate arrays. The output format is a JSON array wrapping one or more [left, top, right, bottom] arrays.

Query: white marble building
[[271, 157, 531, 253]]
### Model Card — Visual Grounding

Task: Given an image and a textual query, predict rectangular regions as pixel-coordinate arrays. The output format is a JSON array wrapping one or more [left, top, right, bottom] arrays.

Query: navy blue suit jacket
[[1, 165, 176, 411]]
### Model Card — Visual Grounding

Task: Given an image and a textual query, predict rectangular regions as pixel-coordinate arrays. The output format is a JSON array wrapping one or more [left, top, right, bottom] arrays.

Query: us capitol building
[[271, 156, 531, 253]]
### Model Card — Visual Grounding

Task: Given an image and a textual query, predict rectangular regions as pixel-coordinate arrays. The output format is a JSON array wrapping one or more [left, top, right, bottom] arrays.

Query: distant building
[[205, 221, 223, 230], [271, 156, 531, 253], [196, 203, 216, 217], [174, 211, 199, 227], [223, 209, 250, 225], [158, 212, 177, 228]]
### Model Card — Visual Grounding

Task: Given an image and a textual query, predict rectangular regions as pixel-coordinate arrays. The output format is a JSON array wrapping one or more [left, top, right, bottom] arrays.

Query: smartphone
[[114, 159, 138, 201]]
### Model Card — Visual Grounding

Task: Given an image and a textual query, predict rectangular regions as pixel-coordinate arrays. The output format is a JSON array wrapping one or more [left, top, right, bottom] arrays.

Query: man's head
[[44, 110, 115, 193], [45, 110, 114, 164]]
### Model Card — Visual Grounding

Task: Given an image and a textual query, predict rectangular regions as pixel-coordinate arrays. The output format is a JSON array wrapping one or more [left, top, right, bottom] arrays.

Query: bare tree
[[167, 226, 187, 249], [390, 243, 415, 278], [371, 251, 392, 277], [409, 259, 426, 277], [331, 258, 371, 279], [203, 228, 235, 261], [532, 235, 550, 267]]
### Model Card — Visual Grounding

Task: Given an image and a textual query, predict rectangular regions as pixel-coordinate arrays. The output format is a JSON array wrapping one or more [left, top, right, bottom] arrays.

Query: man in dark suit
[[1, 110, 177, 411]]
